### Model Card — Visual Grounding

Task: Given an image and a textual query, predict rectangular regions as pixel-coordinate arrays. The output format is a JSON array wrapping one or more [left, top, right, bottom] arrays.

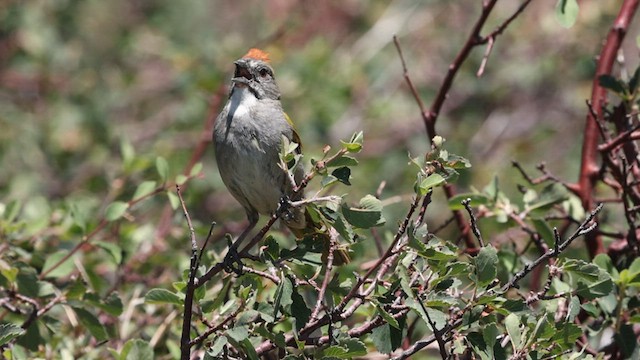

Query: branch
[[575, 0, 640, 257], [393, 0, 536, 251], [462, 198, 484, 247], [501, 203, 603, 292], [310, 229, 338, 322], [177, 184, 201, 360]]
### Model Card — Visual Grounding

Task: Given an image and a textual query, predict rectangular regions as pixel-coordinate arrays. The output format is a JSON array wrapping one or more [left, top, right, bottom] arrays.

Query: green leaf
[[95, 241, 123, 265], [505, 313, 522, 350], [102, 292, 124, 316], [333, 212, 354, 243], [615, 324, 638, 358], [484, 176, 500, 202], [370, 322, 404, 354], [121, 139, 135, 169], [105, 201, 129, 221], [207, 336, 228, 357], [475, 245, 498, 288], [73, 307, 108, 342], [466, 332, 491, 360], [156, 156, 169, 182], [321, 174, 338, 188], [375, 303, 400, 329], [339, 338, 367, 357], [445, 153, 471, 169], [132, 181, 157, 200], [532, 219, 554, 246], [240, 338, 259, 360], [41, 251, 76, 279], [341, 195, 385, 229], [326, 155, 358, 168], [322, 345, 349, 358], [564, 258, 613, 299], [593, 254, 616, 280], [190, 162, 203, 177], [563, 259, 600, 281], [0, 200, 20, 223], [0, 323, 26, 346], [66, 280, 87, 300], [526, 183, 568, 214], [448, 193, 490, 210], [482, 323, 499, 351], [418, 173, 445, 195], [16, 267, 39, 298], [290, 287, 311, 332], [331, 167, 351, 185], [144, 288, 183, 305], [626, 257, 640, 286], [341, 131, 364, 153], [273, 275, 293, 318], [551, 321, 582, 346], [555, 0, 579, 28], [1, 267, 19, 283], [167, 191, 180, 210], [227, 325, 249, 342], [122, 339, 154, 360], [68, 201, 87, 232], [262, 235, 281, 262], [576, 278, 614, 300], [406, 298, 446, 330], [175, 174, 188, 186], [321, 339, 367, 359], [408, 236, 457, 261], [599, 74, 627, 96]]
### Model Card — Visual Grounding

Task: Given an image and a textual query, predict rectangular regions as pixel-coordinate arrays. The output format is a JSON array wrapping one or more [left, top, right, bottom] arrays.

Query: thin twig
[[310, 229, 338, 321], [501, 203, 603, 292], [462, 198, 485, 247], [177, 184, 200, 360]]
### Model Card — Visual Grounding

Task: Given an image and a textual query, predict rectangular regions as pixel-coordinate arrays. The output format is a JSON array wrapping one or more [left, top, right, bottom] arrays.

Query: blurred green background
[[3, 1, 634, 225], [0, 0, 637, 356]]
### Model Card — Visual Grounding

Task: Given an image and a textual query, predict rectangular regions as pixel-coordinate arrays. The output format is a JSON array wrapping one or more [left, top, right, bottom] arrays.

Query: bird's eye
[[259, 68, 270, 77]]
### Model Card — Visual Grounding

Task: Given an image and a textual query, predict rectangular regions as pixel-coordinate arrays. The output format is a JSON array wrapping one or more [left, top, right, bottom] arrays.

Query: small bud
[[432, 135, 445, 148]]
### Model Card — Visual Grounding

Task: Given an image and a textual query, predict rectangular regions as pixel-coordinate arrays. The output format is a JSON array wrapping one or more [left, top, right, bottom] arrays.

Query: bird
[[212, 48, 349, 264]]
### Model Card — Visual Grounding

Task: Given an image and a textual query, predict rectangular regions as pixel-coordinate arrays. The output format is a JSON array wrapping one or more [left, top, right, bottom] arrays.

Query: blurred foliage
[[1, 0, 639, 359]]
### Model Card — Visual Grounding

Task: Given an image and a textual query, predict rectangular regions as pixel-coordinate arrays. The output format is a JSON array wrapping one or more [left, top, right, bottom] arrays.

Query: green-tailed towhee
[[213, 49, 348, 263]]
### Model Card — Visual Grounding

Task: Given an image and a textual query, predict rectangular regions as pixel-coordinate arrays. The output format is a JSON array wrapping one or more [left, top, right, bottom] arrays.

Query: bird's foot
[[222, 237, 244, 275], [277, 195, 295, 221]]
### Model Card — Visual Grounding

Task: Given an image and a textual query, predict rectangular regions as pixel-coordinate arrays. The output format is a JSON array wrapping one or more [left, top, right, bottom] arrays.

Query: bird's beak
[[232, 60, 252, 84]]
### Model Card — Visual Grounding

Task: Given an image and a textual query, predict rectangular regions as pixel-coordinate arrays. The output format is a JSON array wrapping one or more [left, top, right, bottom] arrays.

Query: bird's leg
[[223, 213, 258, 274]]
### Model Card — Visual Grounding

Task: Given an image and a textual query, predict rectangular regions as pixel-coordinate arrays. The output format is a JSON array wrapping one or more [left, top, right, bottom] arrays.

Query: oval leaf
[[145, 288, 183, 305], [156, 156, 169, 182], [555, 0, 579, 28], [105, 201, 129, 221]]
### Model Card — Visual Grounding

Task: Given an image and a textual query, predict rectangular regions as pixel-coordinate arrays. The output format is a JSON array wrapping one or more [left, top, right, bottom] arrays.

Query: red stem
[[577, 0, 639, 258]]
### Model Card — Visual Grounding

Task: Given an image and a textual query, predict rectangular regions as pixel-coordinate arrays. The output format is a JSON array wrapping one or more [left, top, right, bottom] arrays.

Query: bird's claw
[[277, 195, 295, 221], [223, 239, 244, 275]]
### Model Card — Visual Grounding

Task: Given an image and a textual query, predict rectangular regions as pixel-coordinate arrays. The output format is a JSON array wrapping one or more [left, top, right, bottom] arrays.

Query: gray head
[[231, 49, 281, 100]]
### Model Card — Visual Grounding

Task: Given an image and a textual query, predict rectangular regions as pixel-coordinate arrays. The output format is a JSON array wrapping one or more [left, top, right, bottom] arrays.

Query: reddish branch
[[396, 0, 534, 252], [572, 0, 640, 258]]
